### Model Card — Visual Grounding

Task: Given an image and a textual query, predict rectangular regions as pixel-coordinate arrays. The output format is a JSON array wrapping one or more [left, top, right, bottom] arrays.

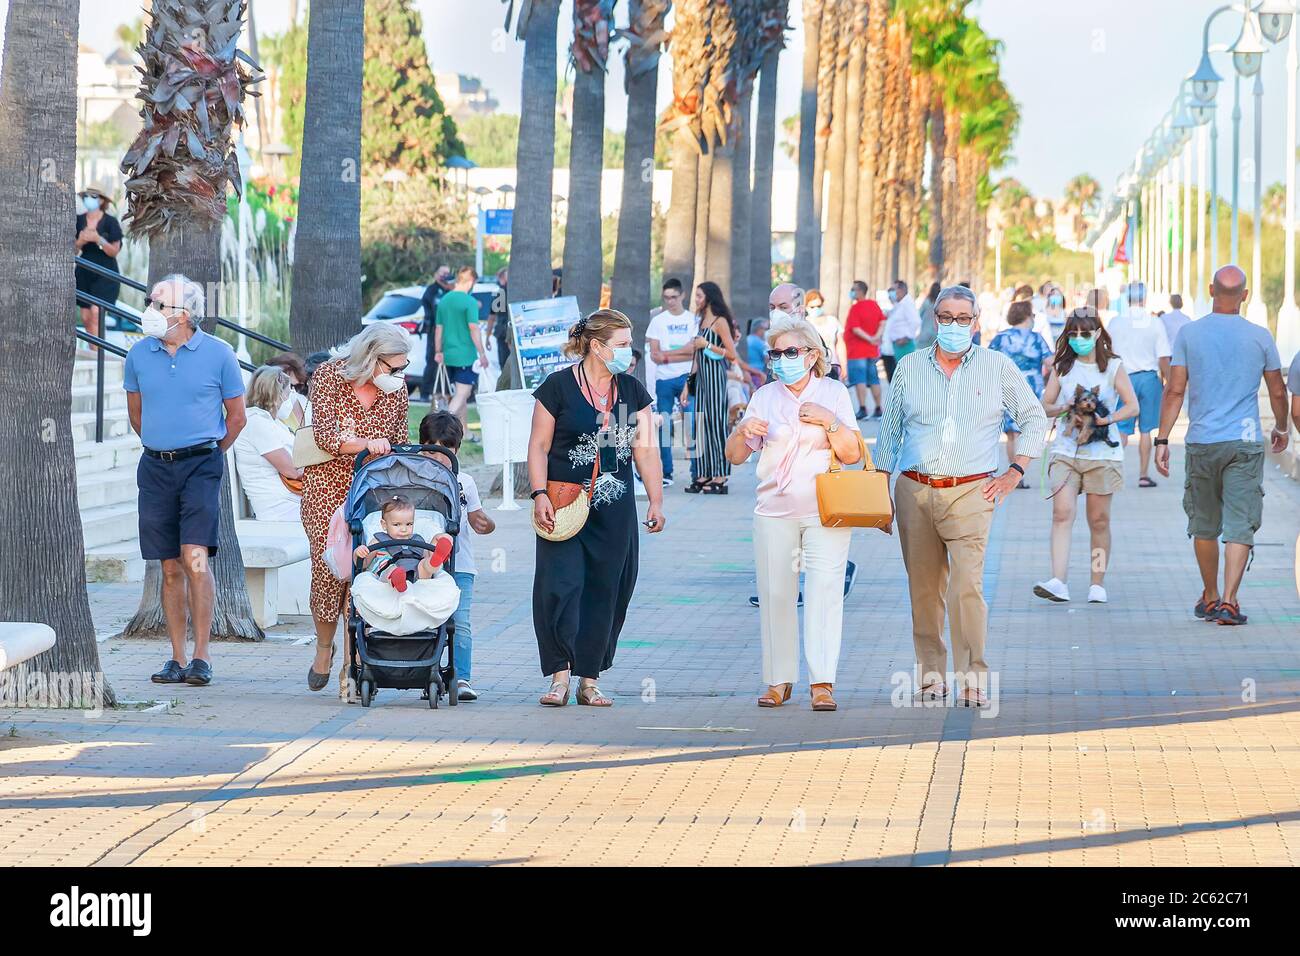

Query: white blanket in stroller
[[351, 571, 460, 636]]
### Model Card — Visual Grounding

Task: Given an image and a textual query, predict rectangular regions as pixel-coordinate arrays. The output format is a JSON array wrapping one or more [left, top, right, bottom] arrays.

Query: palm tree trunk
[[793, 0, 823, 288], [927, 91, 946, 284], [289, 0, 364, 356], [819, 2, 850, 300], [663, 132, 699, 291], [831, 2, 866, 320], [854, 0, 887, 288], [811, 0, 837, 284], [871, 17, 901, 287], [885, 24, 910, 281], [725, 86, 753, 313], [693, 150, 714, 286], [941, 106, 960, 283], [0, 0, 115, 707], [611, 0, 669, 366], [507, 0, 562, 319], [562, 65, 607, 317], [751, 43, 781, 300]]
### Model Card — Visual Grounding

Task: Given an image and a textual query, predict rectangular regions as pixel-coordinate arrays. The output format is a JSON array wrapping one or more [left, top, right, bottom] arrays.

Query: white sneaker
[[1087, 585, 1108, 604], [1033, 578, 1070, 603], [457, 680, 478, 702]]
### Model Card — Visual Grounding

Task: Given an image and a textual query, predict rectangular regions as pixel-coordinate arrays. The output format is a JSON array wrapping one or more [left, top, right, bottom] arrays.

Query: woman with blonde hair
[[301, 323, 411, 700], [726, 314, 862, 712], [232, 366, 302, 521], [528, 309, 665, 707]]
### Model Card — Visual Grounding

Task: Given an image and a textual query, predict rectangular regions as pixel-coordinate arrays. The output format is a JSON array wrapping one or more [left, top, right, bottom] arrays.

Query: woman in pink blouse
[[725, 315, 863, 711]]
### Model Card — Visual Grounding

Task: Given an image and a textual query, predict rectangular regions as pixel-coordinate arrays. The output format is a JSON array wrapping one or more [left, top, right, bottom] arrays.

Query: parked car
[[360, 280, 501, 389]]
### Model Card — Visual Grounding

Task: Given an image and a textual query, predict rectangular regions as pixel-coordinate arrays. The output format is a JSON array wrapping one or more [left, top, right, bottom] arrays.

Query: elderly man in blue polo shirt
[[124, 273, 246, 687], [876, 285, 1048, 707]]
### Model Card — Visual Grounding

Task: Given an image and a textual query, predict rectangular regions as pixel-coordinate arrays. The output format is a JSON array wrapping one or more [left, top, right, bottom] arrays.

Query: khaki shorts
[[1048, 455, 1124, 495], [1184, 441, 1265, 545]]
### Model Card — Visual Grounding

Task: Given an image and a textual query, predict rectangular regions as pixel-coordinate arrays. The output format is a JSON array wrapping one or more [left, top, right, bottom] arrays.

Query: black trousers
[[882, 354, 898, 382]]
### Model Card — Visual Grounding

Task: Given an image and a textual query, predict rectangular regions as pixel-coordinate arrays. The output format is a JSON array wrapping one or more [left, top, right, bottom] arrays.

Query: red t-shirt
[[844, 300, 885, 360]]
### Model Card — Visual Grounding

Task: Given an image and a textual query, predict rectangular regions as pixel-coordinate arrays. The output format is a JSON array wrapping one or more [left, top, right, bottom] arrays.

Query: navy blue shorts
[[137, 451, 224, 560], [446, 365, 478, 386]]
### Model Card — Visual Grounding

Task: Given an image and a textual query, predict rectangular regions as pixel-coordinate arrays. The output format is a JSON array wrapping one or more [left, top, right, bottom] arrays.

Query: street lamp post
[[1248, 69, 1269, 325], [1269, 0, 1300, 359]]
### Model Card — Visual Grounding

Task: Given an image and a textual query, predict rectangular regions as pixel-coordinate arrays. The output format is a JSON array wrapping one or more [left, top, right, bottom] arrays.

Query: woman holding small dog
[[1033, 309, 1139, 605]]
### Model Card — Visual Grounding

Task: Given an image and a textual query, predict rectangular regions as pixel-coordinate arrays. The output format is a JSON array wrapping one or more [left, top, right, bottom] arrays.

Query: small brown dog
[[728, 401, 748, 432], [1064, 384, 1119, 448]]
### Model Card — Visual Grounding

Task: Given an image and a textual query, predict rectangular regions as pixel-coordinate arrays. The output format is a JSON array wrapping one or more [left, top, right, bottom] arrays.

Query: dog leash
[[1039, 412, 1070, 501]]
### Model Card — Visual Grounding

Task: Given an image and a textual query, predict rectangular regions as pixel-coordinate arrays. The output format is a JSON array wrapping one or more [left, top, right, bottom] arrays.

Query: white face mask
[[276, 397, 296, 420], [140, 306, 182, 339], [769, 307, 789, 324], [374, 373, 405, 394]]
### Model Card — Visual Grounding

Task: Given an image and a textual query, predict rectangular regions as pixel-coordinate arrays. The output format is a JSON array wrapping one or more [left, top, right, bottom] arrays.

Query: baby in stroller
[[354, 495, 453, 594]]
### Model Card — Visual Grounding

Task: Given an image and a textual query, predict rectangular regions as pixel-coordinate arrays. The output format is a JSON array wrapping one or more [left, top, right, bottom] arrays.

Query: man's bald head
[[1210, 265, 1248, 314], [769, 283, 805, 317]]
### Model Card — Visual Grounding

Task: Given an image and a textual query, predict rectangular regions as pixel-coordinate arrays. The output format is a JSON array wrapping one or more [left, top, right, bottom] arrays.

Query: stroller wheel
[[360, 679, 373, 708], [426, 681, 438, 709]]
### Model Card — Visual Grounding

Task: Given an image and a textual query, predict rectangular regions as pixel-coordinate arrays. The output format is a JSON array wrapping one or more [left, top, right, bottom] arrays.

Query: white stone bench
[[0, 623, 56, 672], [227, 451, 311, 628]]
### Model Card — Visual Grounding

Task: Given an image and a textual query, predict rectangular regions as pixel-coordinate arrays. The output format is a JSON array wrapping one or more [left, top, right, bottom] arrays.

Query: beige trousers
[[753, 514, 853, 686], [895, 475, 995, 692]]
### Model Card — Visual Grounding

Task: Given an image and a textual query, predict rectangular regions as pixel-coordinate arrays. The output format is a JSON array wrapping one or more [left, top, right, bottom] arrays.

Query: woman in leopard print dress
[[302, 325, 410, 699]]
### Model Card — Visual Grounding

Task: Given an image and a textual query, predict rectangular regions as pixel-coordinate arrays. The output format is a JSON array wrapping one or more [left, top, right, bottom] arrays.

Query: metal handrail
[[74, 254, 292, 353], [74, 330, 126, 444]]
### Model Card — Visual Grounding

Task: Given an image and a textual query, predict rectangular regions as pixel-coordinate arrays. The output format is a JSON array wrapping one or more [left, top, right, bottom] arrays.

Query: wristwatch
[[1154, 438, 1169, 446], [529, 488, 548, 500], [826, 420, 840, 434], [1008, 462, 1025, 476]]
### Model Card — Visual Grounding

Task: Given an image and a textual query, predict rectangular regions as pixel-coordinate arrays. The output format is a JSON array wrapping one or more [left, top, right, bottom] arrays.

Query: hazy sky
[[9, 0, 1297, 201]]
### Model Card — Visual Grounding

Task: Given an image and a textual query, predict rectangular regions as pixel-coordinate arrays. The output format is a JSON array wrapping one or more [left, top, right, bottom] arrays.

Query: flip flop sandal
[[1138, 477, 1157, 488]]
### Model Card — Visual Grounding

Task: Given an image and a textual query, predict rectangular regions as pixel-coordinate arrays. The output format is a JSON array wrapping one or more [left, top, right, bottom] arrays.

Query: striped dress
[[691, 322, 731, 481]]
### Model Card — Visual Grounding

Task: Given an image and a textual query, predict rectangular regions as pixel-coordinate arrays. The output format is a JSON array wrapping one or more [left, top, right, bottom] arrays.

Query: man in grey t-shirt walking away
[[1155, 265, 1290, 625]]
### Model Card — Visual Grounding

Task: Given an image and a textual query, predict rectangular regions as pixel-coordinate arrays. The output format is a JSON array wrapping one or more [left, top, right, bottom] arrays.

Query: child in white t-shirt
[[419, 411, 496, 701]]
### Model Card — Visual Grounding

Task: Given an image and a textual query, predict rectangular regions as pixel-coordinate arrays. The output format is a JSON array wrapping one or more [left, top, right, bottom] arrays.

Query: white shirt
[[453, 472, 483, 576], [645, 310, 699, 381], [231, 407, 299, 521], [808, 310, 842, 358], [884, 294, 921, 343], [1051, 358, 1125, 462], [1106, 308, 1171, 374]]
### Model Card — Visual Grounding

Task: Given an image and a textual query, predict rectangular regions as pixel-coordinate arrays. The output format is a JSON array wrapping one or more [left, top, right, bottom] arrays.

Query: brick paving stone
[[2, 432, 1299, 866]]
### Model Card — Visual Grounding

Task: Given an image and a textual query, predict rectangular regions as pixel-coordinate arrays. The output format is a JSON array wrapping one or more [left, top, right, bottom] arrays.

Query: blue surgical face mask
[[807, 305, 824, 317], [601, 344, 633, 375], [82, 195, 100, 213], [936, 322, 973, 354], [772, 354, 809, 385], [887, 289, 899, 304], [1049, 294, 1064, 308], [1068, 335, 1096, 356]]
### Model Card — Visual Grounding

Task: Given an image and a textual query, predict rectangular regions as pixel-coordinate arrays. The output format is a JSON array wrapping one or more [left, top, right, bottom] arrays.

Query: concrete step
[[79, 501, 139, 551], [70, 383, 129, 416], [71, 410, 133, 444], [85, 539, 144, 584], [74, 433, 141, 470], [76, 463, 141, 510], [72, 356, 126, 389]]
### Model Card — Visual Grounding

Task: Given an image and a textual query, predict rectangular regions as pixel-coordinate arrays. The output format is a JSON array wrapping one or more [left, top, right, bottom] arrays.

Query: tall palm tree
[[662, 0, 712, 292], [698, 0, 742, 297], [1064, 172, 1102, 244], [502, 0, 562, 322], [792, 0, 823, 288], [811, 0, 839, 283], [0, 0, 115, 707], [562, 0, 615, 318], [121, 0, 265, 642], [853, 0, 888, 287], [749, 2, 790, 302], [900, 70, 932, 287], [828, 1, 866, 320], [611, 0, 672, 362], [818, 1, 850, 306], [869, 15, 902, 286], [290, 0, 364, 355]]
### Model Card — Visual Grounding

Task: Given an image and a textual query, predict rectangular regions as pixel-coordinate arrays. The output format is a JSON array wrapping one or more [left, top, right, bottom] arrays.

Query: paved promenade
[[3, 433, 1300, 866]]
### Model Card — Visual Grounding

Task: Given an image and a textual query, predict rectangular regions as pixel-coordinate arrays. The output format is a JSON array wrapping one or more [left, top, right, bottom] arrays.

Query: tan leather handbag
[[533, 455, 599, 542], [816, 432, 894, 532], [292, 426, 334, 468]]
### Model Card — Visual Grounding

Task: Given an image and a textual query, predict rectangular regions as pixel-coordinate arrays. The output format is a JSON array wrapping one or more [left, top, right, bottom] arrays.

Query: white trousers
[[753, 514, 852, 686]]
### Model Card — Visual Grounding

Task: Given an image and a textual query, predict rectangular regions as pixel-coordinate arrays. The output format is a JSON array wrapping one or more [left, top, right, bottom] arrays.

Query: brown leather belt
[[902, 470, 992, 489]]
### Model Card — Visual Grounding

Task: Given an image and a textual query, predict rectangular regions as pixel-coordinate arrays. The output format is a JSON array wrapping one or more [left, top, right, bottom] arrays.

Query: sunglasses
[[380, 357, 411, 374], [767, 346, 812, 361]]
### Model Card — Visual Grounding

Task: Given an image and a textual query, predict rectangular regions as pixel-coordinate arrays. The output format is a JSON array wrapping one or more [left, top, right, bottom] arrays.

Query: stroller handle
[[352, 443, 460, 475]]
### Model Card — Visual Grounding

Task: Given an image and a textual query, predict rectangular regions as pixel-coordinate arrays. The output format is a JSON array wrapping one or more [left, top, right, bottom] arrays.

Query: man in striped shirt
[[876, 285, 1049, 707]]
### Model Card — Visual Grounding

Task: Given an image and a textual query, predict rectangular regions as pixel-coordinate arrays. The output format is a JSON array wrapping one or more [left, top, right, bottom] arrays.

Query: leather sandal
[[307, 640, 336, 692], [757, 683, 792, 708], [959, 687, 988, 708], [575, 682, 613, 706], [810, 683, 837, 711], [539, 679, 570, 706]]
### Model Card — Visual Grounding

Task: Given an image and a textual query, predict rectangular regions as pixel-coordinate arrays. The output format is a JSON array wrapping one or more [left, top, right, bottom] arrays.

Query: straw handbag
[[292, 426, 334, 468], [533, 454, 600, 542], [816, 432, 894, 532]]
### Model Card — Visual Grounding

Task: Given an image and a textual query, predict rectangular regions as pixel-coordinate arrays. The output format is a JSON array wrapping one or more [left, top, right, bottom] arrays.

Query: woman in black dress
[[74, 184, 124, 345], [528, 309, 666, 707], [685, 281, 744, 494]]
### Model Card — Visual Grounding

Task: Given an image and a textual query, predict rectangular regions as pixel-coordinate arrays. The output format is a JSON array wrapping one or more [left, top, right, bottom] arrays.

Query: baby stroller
[[344, 444, 462, 708]]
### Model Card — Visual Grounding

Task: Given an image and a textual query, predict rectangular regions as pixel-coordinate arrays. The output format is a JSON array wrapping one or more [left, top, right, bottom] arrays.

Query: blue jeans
[[655, 373, 689, 478], [452, 570, 474, 682]]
